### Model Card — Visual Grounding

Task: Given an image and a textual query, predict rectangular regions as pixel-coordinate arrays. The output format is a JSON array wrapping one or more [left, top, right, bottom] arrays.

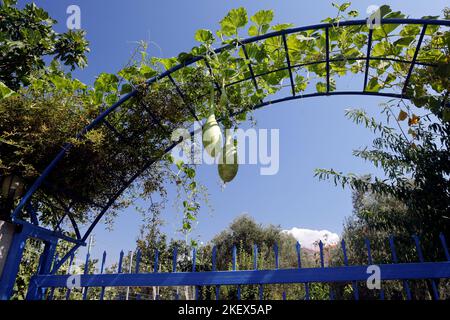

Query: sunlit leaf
[[366, 77, 380, 92], [248, 25, 258, 37], [194, 29, 214, 44], [0, 81, 16, 99], [251, 10, 274, 26], [220, 7, 248, 36], [316, 82, 327, 93]]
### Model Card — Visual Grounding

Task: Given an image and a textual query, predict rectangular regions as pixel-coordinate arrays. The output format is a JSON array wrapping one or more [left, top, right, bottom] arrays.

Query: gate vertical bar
[[413, 235, 439, 300], [254, 244, 263, 300], [232, 245, 240, 300], [0, 224, 27, 300], [212, 246, 220, 300], [82, 250, 90, 300], [439, 233, 450, 261], [365, 238, 384, 299], [134, 249, 141, 300], [117, 250, 124, 300], [192, 248, 199, 300], [34, 240, 57, 300], [296, 241, 309, 300], [389, 236, 411, 300], [48, 253, 58, 300], [319, 241, 333, 300], [154, 249, 159, 300], [173, 247, 179, 300], [99, 251, 106, 300], [342, 239, 359, 300], [65, 253, 75, 300]]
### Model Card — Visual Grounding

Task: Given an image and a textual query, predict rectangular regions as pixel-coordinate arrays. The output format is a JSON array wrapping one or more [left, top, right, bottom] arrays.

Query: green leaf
[[220, 7, 248, 36], [94, 73, 119, 93], [332, 2, 351, 12], [251, 10, 274, 26], [348, 10, 359, 18], [271, 23, 294, 31], [366, 77, 380, 92], [378, 5, 392, 18], [384, 73, 396, 85], [0, 81, 16, 99], [118, 66, 139, 81], [372, 41, 389, 56], [120, 83, 133, 95], [400, 24, 420, 37], [177, 52, 194, 64], [316, 82, 327, 93], [151, 57, 178, 70], [3, 0, 18, 7], [139, 64, 157, 78], [248, 25, 258, 37], [295, 75, 308, 92], [194, 29, 214, 44], [373, 24, 401, 40], [394, 36, 415, 47]]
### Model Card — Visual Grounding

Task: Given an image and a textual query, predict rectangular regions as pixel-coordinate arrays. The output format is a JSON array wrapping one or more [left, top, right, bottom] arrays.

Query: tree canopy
[[0, 0, 89, 90]]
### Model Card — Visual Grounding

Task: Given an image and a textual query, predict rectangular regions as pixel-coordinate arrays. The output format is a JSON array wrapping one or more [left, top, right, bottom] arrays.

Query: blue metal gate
[[25, 233, 450, 300]]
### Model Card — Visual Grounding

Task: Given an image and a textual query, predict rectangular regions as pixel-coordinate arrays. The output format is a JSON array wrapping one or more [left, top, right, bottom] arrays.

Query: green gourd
[[202, 114, 222, 158], [218, 135, 238, 183]]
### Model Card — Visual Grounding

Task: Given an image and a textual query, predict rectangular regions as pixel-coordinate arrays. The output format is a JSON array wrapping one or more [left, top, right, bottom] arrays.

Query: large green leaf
[[0, 81, 16, 99], [248, 25, 258, 37], [316, 82, 327, 93], [194, 29, 214, 44], [251, 10, 274, 26], [220, 7, 248, 36], [400, 24, 421, 37], [94, 73, 119, 93], [366, 77, 380, 92], [151, 57, 178, 70], [372, 24, 401, 40], [394, 36, 415, 47]]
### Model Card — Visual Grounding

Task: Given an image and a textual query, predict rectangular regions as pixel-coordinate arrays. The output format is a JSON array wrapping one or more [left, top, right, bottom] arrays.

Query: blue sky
[[18, 0, 448, 265]]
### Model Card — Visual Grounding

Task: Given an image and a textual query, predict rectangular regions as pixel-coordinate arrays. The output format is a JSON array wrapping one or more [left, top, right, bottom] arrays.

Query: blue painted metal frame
[[23, 232, 450, 300], [3, 18, 450, 300], [26, 262, 450, 300]]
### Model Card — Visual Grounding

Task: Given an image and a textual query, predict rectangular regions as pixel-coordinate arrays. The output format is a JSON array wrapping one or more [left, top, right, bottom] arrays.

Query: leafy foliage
[[0, 0, 89, 90]]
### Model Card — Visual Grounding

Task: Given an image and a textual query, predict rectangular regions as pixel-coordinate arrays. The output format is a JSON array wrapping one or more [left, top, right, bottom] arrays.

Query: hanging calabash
[[202, 113, 222, 158], [218, 134, 239, 183]]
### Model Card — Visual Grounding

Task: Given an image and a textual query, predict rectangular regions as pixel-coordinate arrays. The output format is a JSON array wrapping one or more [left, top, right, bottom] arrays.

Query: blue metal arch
[[10, 18, 450, 272]]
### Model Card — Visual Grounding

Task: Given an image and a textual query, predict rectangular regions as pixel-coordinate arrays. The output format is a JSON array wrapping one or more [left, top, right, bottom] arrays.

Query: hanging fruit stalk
[[218, 134, 239, 183], [202, 84, 223, 158]]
